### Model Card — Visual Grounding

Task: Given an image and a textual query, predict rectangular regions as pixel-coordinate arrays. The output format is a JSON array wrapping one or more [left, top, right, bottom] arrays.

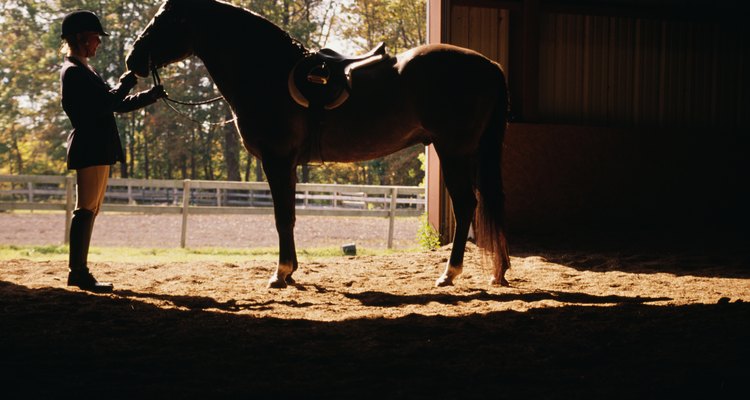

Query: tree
[[0, 0, 426, 186], [1, 0, 67, 174], [340, 0, 426, 53]]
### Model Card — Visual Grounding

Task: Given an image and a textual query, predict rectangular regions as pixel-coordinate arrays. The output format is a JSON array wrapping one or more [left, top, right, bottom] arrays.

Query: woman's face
[[81, 32, 101, 58]]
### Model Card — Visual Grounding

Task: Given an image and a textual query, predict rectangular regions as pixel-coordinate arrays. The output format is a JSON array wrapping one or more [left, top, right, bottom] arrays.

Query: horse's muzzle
[[125, 47, 150, 78]]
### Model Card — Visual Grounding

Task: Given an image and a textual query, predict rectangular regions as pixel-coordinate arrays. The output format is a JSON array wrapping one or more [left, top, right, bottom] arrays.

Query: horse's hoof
[[436, 264, 462, 287], [285, 275, 296, 285], [490, 277, 510, 287], [435, 275, 455, 287], [268, 277, 288, 289]]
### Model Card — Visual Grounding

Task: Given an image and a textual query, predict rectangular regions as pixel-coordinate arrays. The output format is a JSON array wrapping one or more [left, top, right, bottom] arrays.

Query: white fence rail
[[0, 174, 425, 249]]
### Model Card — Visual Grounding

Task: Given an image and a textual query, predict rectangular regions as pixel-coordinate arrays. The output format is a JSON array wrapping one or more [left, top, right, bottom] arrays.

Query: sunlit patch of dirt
[[2, 242, 749, 397]]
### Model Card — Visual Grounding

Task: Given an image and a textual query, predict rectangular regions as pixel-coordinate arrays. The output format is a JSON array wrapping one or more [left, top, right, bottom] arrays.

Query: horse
[[126, 0, 511, 288]]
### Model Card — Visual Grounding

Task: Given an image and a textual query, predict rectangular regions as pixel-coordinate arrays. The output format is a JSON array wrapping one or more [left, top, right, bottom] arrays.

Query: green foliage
[[14, 245, 68, 257], [417, 150, 426, 187], [1, 0, 426, 186], [340, 0, 426, 53], [416, 213, 440, 250], [300, 144, 423, 185]]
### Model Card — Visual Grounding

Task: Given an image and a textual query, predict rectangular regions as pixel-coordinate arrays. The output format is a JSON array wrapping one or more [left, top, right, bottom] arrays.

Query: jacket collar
[[66, 56, 105, 83], [66, 55, 88, 68]]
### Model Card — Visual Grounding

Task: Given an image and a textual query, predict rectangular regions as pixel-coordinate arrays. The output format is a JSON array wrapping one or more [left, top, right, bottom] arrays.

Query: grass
[[0, 244, 420, 263]]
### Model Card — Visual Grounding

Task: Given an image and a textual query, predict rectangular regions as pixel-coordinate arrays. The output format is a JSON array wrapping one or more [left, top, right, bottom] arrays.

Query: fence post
[[387, 187, 398, 249], [64, 175, 75, 244], [27, 181, 33, 203], [180, 179, 191, 248]]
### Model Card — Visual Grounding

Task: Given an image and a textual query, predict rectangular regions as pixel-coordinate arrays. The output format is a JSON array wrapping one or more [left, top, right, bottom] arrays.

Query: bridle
[[135, 2, 234, 127], [150, 64, 235, 126]]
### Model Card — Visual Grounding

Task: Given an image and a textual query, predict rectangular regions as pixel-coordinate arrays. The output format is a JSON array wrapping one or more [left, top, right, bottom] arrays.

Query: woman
[[60, 10, 166, 292]]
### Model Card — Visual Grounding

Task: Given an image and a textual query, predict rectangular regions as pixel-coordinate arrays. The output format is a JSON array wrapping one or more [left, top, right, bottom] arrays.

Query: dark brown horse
[[126, 0, 510, 288]]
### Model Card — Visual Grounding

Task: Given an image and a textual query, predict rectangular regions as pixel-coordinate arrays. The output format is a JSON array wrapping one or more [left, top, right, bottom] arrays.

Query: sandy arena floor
[[1, 212, 749, 398]]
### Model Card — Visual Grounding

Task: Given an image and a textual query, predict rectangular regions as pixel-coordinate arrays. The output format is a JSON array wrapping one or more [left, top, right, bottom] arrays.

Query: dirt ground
[[0, 212, 421, 249], [1, 213, 749, 398]]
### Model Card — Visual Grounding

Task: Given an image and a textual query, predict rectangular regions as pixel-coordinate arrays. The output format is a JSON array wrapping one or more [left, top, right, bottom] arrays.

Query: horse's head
[[126, 0, 202, 77]]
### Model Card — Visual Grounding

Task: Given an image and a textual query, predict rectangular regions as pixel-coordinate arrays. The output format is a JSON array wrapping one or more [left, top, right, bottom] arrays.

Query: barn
[[425, 0, 749, 242]]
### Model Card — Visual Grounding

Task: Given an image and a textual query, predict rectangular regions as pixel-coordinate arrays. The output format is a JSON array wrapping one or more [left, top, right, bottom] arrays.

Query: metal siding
[[450, 5, 510, 66], [442, 4, 510, 244], [434, 1, 749, 239], [538, 13, 749, 129]]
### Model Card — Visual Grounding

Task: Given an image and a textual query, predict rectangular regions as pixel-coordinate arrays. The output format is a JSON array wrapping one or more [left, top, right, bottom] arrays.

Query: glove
[[119, 71, 138, 89], [147, 85, 168, 100]]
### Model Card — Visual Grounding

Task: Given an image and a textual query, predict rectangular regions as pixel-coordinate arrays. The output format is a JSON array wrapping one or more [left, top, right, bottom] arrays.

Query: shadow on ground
[[344, 290, 671, 307], [511, 229, 750, 279], [1, 281, 748, 399]]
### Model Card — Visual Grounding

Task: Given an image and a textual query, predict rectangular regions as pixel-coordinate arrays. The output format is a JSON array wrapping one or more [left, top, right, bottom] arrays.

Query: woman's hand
[[148, 85, 168, 100], [119, 71, 138, 88]]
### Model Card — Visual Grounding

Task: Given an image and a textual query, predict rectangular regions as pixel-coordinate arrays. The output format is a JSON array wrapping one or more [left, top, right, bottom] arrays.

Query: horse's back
[[397, 43, 505, 102], [397, 44, 506, 147], [398, 43, 498, 64]]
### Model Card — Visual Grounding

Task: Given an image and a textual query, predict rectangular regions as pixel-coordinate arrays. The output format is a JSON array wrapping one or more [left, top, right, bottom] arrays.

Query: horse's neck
[[193, 11, 304, 106]]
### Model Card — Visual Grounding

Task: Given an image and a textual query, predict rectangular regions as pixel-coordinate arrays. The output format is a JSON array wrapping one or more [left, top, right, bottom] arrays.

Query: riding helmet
[[60, 10, 109, 38]]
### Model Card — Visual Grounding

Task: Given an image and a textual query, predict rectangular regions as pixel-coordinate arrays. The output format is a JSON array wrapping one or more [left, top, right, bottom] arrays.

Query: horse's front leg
[[263, 155, 299, 289]]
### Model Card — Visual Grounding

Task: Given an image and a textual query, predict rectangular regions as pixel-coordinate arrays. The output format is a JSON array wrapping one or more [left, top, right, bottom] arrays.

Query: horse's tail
[[475, 67, 511, 285]]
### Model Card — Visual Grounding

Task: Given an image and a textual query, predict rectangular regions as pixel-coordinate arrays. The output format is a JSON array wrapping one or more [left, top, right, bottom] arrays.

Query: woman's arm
[[62, 68, 164, 121], [114, 85, 167, 113]]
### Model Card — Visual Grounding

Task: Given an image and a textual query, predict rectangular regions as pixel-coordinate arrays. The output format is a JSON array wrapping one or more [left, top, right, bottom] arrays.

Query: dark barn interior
[[426, 0, 749, 243]]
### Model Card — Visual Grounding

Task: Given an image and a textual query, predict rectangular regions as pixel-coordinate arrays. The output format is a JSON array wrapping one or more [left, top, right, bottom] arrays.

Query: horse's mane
[[176, 0, 309, 58]]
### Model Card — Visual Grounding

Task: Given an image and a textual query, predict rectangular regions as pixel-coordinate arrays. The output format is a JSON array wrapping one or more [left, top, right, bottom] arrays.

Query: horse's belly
[[316, 91, 426, 162], [321, 118, 426, 162]]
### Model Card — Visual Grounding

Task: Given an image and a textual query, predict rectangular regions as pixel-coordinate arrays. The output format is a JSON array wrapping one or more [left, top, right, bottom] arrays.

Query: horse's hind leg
[[263, 155, 299, 289], [435, 155, 477, 287]]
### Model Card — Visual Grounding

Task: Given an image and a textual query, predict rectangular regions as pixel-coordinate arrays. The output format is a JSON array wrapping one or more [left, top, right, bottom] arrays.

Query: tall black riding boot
[[67, 209, 113, 293]]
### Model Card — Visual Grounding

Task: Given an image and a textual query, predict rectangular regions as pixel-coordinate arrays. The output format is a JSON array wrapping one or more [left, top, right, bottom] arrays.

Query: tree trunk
[[244, 155, 251, 182], [180, 154, 188, 180], [143, 131, 150, 180], [255, 156, 264, 182], [203, 128, 214, 180], [10, 123, 24, 174], [127, 112, 137, 178], [223, 111, 241, 181], [300, 164, 310, 183], [283, 0, 290, 27], [190, 126, 197, 179]]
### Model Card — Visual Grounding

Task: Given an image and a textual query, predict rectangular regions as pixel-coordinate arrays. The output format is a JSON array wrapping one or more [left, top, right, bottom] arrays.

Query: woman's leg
[[68, 165, 112, 292], [76, 165, 110, 215]]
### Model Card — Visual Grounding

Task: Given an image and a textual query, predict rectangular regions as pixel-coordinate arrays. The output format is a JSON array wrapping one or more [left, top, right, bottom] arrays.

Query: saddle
[[288, 42, 389, 110]]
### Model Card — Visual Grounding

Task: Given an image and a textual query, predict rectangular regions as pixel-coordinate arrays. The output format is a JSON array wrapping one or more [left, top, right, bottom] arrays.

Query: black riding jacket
[[60, 56, 156, 170]]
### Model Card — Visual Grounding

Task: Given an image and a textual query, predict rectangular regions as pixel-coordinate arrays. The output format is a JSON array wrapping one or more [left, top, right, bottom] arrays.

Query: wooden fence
[[0, 175, 425, 249]]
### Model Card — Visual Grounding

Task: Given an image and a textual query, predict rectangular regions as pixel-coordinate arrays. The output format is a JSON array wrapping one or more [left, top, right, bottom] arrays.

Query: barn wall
[[503, 124, 750, 233], [515, 7, 749, 234], [429, 0, 749, 239], [434, 3, 512, 243], [449, 5, 510, 69], [537, 13, 749, 129]]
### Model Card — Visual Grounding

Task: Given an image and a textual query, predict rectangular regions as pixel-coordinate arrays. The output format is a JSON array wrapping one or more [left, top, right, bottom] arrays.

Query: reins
[[151, 66, 236, 127]]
